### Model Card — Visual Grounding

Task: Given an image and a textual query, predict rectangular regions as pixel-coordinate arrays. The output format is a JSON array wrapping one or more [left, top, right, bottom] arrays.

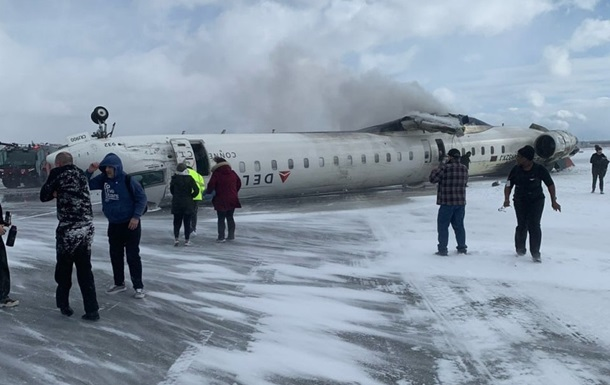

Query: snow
[[1, 150, 610, 385]]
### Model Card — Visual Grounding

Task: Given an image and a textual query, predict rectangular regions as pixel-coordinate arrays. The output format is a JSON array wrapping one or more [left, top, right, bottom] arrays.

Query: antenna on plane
[[221, 129, 226, 134]]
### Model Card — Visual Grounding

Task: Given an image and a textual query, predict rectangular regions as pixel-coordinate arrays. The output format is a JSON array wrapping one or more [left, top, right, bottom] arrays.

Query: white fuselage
[[52, 125, 578, 208]]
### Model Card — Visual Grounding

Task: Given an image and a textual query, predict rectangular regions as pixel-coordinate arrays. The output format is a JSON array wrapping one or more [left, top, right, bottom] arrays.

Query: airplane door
[[169, 139, 196, 167], [435, 139, 446, 162], [421, 139, 432, 163]]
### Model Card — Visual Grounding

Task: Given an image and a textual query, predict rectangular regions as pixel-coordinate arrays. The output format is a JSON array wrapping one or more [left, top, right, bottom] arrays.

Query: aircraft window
[[502, 145, 506, 154], [288, 159, 294, 169], [304, 158, 309, 168], [361, 154, 366, 164], [471, 147, 476, 156], [333, 156, 339, 166], [271, 160, 277, 170], [254, 161, 261, 172], [129, 170, 165, 188], [374, 153, 380, 163], [424, 150, 430, 161], [386, 153, 391, 162], [397, 152, 402, 161], [481, 147, 485, 155], [239, 161, 246, 173], [409, 151, 414, 160], [319, 157, 324, 167], [347, 155, 353, 165], [491, 146, 495, 155]]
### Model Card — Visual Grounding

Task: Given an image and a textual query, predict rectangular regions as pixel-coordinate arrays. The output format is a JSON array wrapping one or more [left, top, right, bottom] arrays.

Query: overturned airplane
[[48, 107, 579, 209]]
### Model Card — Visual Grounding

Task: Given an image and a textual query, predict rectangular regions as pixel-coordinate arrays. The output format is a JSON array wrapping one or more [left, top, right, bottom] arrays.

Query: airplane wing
[[360, 112, 477, 136]]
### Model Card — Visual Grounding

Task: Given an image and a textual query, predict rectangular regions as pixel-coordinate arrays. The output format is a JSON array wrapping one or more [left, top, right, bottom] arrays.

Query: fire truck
[[0, 142, 61, 188]]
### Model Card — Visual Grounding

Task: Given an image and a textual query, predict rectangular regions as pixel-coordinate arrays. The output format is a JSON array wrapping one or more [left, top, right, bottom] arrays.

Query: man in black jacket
[[590, 145, 609, 194], [40, 151, 100, 320], [0, 203, 18, 308]]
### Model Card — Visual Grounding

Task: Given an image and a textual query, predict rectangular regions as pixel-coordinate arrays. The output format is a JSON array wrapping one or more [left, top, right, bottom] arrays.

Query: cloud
[[555, 109, 587, 121], [567, 18, 610, 52], [543, 45, 572, 76], [563, 0, 600, 11], [0, 0, 609, 142], [527, 90, 546, 107]]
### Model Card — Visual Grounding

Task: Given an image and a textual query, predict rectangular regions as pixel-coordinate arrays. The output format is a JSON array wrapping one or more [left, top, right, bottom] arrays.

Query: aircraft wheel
[[91, 106, 109, 124]]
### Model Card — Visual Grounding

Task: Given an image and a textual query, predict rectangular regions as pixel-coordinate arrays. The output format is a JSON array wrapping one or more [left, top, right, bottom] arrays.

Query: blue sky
[[1, 0, 609, 143]]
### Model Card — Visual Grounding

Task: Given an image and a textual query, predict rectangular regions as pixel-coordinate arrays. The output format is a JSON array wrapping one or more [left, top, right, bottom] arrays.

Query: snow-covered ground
[[1, 150, 609, 385]]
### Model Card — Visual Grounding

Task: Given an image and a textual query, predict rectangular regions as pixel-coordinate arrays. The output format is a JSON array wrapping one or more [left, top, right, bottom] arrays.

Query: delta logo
[[279, 171, 291, 183]]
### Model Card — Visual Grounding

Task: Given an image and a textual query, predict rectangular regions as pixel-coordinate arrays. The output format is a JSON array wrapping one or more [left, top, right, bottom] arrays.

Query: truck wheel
[[2, 178, 19, 189]]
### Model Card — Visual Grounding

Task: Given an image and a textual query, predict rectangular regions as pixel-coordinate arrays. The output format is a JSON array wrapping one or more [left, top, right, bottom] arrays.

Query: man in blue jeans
[[86, 153, 148, 299], [429, 148, 469, 256]]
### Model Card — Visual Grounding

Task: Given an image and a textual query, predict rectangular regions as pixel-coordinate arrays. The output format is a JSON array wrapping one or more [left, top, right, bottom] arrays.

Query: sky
[[1, 0, 610, 144], [2, 151, 610, 384]]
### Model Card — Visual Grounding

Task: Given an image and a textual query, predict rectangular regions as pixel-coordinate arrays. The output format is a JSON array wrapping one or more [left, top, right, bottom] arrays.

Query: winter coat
[[86, 153, 147, 223], [187, 168, 205, 201], [590, 152, 609, 172], [40, 164, 93, 227], [40, 164, 95, 254], [206, 162, 242, 211], [170, 171, 199, 215]]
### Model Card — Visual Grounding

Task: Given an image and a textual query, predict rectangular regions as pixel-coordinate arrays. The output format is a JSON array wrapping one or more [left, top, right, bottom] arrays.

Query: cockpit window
[[129, 170, 166, 188]]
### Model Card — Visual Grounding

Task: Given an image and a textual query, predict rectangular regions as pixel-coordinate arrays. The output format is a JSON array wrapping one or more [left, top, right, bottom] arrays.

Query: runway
[[1, 152, 609, 385]]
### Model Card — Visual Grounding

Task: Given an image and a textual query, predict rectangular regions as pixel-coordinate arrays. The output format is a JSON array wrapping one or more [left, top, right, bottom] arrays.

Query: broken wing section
[[359, 112, 491, 136]]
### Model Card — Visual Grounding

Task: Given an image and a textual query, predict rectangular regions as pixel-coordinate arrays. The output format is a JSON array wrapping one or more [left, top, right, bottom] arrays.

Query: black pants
[[592, 169, 606, 192], [0, 238, 11, 300], [173, 213, 192, 240], [217, 209, 235, 240], [55, 236, 98, 313], [190, 201, 201, 231], [513, 198, 545, 257], [108, 221, 143, 289]]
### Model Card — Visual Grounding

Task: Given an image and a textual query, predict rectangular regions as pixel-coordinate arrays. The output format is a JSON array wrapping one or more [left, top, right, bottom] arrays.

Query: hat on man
[[177, 163, 187, 172], [595, 144, 602, 151], [447, 148, 461, 158], [517, 145, 535, 161]]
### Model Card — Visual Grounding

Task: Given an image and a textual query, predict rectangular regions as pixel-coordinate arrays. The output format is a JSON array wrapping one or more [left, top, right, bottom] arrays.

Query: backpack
[[125, 174, 148, 215]]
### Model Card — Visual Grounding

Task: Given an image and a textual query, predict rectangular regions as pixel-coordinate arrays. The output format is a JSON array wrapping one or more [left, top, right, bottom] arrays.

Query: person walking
[[429, 148, 469, 256], [0, 204, 18, 308], [206, 157, 241, 242], [503, 145, 561, 263], [40, 151, 99, 320], [590, 145, 609, 194], [86, 153, 148, 299], [170, 163, 199, 246], [186, 165, 205, 235], [460, 151, 471, 170]]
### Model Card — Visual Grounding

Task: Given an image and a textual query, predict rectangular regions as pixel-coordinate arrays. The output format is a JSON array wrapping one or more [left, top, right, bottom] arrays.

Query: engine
[[534, 130, 579, 163]]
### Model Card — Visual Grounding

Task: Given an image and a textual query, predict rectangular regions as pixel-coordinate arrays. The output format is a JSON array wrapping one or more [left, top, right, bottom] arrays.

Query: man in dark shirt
[[40, 151, 100, 320], [429, 148, 469, 256], [503, 145, 561, 263], [590, 145, 609, 194]]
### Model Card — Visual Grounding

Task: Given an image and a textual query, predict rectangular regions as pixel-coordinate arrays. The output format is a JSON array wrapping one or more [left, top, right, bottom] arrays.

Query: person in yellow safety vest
[[187, 166, 205, 236]]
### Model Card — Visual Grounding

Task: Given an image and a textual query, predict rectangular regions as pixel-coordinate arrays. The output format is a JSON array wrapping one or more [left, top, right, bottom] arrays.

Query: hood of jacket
[[99, 153, 124, 177], [211, 161, 232, 173]]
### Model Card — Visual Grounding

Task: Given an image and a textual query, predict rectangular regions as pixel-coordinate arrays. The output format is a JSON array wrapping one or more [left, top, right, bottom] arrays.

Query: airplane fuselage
[[55, 123, 578, 208]]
